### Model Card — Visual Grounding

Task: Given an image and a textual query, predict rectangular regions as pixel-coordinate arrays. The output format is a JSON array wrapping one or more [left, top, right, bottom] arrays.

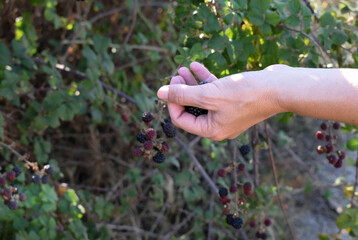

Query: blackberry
[[239, 145, 250, 156], [260, 232, 268, 240], [41, 175, 49, 184], [325, 144, 334, 153], [338, 151, 346, 160], [226, 214, 234, 225], [32, 175, 41, 184], [238, 197, 246, 205], [264, 218, 272, 226], [3, 188, 12, 200], [19, 193, 26, 202], [161, 142, 170, 153], [44, 165, 53, 174], [327, 155, 338, 165], [0, 176, 6, 186], [12, 166, 22, 177], [217, 169, 226, 177], [249, 220, 256, 228], [256, 231, 261, 238], [143, 140, 153, 150], [184, 106, 208, 117], [161, 121, 176, 138], [136, 131, 148, 143], [8, 201, 18, 210], [142, 112, 153, 123], [219, 187, 228, 197], [334, 159, 343, 168], [333, 122, 340, 130], [152, 151, 166, 163], [200, 81, 209, 85], [145, 128, 156, 140], [316, 145, 325, 154], [320, 122, 328, 130], [243, 182, 253, 196], [229, 185, 237, 193], [121, 114, 129, 122], [232, 217, 243, 229], [325, 135, 332, 142], [134, 147, 143, 157], [237, 163, 246, 171], [6, 171, 16, 182], [219, 196, 231, 204], [315, 131, 324, 140]]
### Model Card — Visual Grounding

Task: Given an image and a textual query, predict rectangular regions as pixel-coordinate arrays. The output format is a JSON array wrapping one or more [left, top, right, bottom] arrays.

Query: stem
[[251, 125, 259, 187], [351, 150, 358, 206], [233, 140, 239, 213]]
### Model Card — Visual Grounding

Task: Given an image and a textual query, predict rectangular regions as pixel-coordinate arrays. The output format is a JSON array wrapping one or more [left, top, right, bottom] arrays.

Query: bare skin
[[157, 62, 358, 141]]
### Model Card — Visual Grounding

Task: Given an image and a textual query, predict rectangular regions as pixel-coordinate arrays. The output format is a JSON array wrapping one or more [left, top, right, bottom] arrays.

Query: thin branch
[[264, 120, 295, 240], [251, 125, 259, 187], [351, 150, 358, 206], [163, 212, 195, 240], [301, 0, 319, 21]]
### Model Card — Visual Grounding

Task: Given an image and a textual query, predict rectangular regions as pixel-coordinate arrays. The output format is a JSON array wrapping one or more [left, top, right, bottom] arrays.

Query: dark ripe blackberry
[[134, 147, 143, 157], [333, 122, 340, 130], [32, 175, 41, 184], [12, 166, 22, 177], [320, 122, 328, 131], [249, 220, 256, 228], [338, 151, 346, 160], [334, 159, 343, 168], [41, 175, 49, 184], [256, 231, 261, 238], [44, 165, 53, 174], [264, 218, 272, 226], [161, 121, 176, 138], [219, 187, 228, 197], [229, 185, 237, 193], [232, 217, 243, 229], [161, 142, 170, 153], [327, 155, 338, 165], [200, 81, 209, 85], [260, 233, 268, 239], [184, 106, 208, 117], [136, 131, 148, 143], [239, 145, 250, 156], [8, 201, 18, 210], [143, 140, 153, 150], [6, 171, 16, 182], [237, 163, 245, 171], [145, 128, 156, 140], [315, 131, 325, 140], [19, 193, 26, 202], [217, 169, 226, 177], [142, 112, 154, 123], [152, 151, 166, 163], [226, 214, 234, 225], [326, 144, 334, 153], [0, 176, 6, 186], [325, 135, 332, 142], [316, 145, 325, 154]]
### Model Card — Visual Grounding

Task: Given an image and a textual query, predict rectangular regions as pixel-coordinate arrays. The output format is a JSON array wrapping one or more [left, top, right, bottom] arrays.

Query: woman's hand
[[157, 62, 285, 141]]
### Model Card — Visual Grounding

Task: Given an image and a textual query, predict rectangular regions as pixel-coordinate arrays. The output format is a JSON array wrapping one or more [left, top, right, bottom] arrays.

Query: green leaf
[[204, 13, 220, 34], [208, 34, 226, 51], [231, 0, 247, 10], [190, 43, 205, 61], [174, 55, 186, 64], [266, 12, 280, 26], [318, 234, 330, 240], [347, 138, 358, 151], [247, 8, 264, 26], [336, 214, 353, 229], [332, 30, 348, 45], [320, 12, 335, 27], [93, 34, 110, 53], [0, 41, 11, 66], [287, 0, 301, 14], [126, 168, 141, 183], [286, 15, 300, 27]]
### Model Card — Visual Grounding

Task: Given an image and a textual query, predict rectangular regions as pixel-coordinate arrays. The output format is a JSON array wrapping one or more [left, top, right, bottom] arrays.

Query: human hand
[[157, 62, 285, 141]]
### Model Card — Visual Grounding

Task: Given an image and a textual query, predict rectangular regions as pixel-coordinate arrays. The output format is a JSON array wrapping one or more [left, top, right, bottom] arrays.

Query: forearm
[[267, 67, 358, 125]]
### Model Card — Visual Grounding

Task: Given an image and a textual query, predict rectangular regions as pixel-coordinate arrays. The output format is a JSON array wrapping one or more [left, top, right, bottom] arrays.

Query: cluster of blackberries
[[185, 81, 208, 117], [134, 112, 175, 164], [0, 166, 26, 210], [315, 122, 345, 168], [226, 214, 243, 229], [249, 218, 272, 239], [31, 164, 53, 184]]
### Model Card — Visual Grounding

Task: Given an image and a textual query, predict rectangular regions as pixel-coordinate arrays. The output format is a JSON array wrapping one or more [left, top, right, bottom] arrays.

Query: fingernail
[[157, 85, 169, 100]]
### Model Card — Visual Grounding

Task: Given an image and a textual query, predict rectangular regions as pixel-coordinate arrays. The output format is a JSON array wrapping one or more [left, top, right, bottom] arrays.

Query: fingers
[[178, 67, 197, 86], [190, 62, 218, 83]]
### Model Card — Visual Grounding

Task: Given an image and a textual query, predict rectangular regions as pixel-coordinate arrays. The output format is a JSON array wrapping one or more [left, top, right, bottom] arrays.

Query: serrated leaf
[[336, 214, 353, 229], [174, 55, 186, 64], [286, 15, 300, 27], [332, 30, 348, 45], [320, 12, 335, 27], [204, 13, 220, 34], [0, 42, 11, 66], [347, 138, 358, 151], [266, 12, 280, 26], [190, 42, 205, 61], [287, 0, 301, 14]]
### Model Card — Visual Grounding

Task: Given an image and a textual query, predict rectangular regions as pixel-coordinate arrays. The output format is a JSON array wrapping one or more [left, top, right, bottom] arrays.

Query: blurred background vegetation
[[1, 0, 358, 239]]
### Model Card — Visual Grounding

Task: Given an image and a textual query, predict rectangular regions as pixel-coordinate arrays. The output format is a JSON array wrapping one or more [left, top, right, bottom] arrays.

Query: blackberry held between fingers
[[184, 106, 208, 117], [152, 151, 166, 163], [239, 145, 250, 156]]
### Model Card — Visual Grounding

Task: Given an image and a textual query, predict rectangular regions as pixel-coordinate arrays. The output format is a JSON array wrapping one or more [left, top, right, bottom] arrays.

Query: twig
[[106, 224, 160, 238], [251, 125, 259, 187], [264, 120, 295, 240], [233, 140, 239, 213], [89, 7, 125, 24], [163, 212, 195, 240], [301, 0, 319, 21], [351, 150, 358, 206]]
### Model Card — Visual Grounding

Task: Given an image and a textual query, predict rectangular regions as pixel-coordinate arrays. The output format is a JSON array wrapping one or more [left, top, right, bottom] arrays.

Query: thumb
[[157, 84, 207, 108]]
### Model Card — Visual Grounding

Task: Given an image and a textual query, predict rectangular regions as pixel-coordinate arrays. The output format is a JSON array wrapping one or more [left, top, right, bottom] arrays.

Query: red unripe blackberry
[[243, 182, 253, 196], [152, 151, 166, 163], [19, 193, 26, 202], [333, 122, 340, 130], [219, 196, 231, 204], [217, 169, 226, 177], [249, 220, 256, 228], [334, 159, 343, 168], [327, 155, 338, 165], [264, 218, 272, 226], [161, 120, 176, 138], [320, 122, 328, 130], [239, 197, 246, 205], [325, 144, 334, 153], [161, 142, 170, 153], [121, 114, 129, 122], [8, 200, 18, 210], [142, 112, 154, 123], [0, 176, 6, 186], [6, 171, 16, 182], [143, 140, 153, 150], [3, 188, 12, 200], [338, 151, 346, 160], [134, 147, 143, 157], [229, 185, 237, 193], [315, 131, 324, 140], [145, 128, 156, 140], [237, 163, 246, 171], [316, 145, 325, 154], [325, 135, 332, 142]]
